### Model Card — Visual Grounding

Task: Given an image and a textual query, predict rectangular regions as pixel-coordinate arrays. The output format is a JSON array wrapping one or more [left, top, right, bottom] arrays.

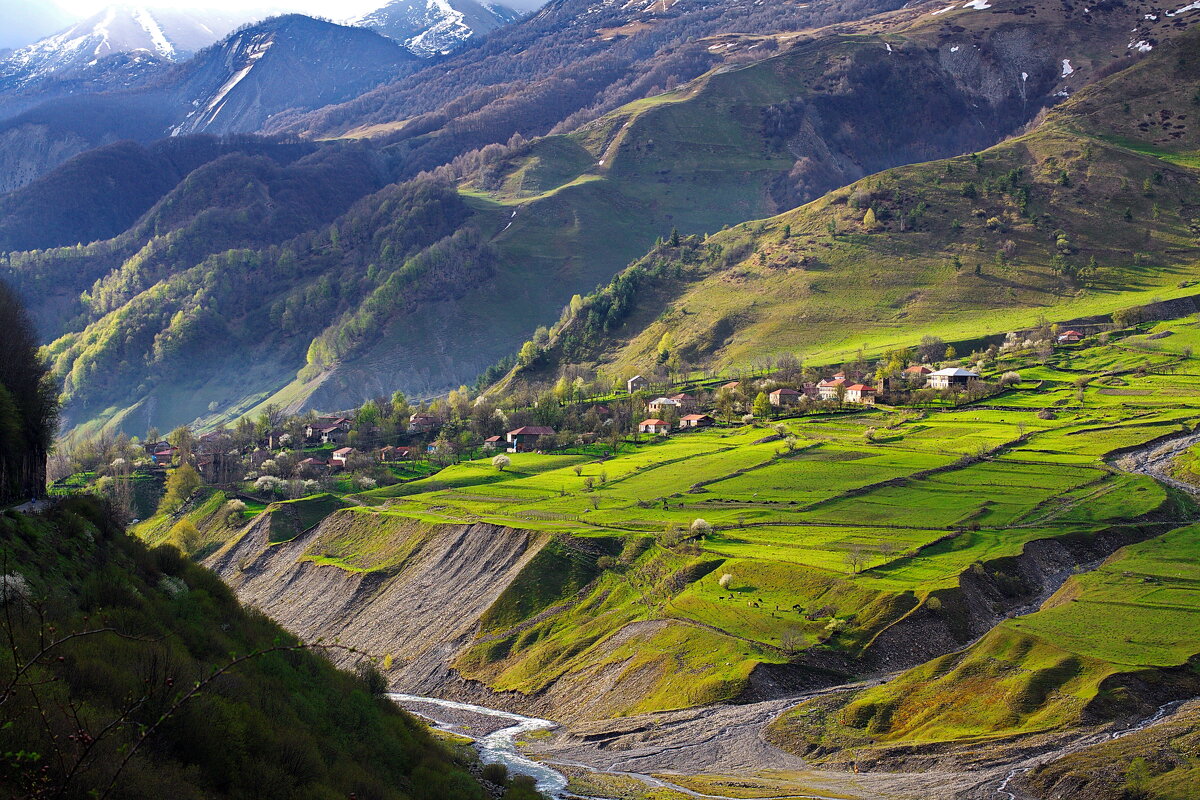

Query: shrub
[[718, 573, 733, 589], [224, 499, 246, 526], [481, 763, 509, 785]]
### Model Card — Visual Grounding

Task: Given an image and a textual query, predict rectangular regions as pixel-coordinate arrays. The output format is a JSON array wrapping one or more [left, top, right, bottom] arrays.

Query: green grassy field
[[768, 523, 1200, 753]]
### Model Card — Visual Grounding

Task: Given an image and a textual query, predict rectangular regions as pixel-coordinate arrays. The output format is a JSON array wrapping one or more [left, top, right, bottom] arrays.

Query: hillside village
[[54, 319, 1089, 521]]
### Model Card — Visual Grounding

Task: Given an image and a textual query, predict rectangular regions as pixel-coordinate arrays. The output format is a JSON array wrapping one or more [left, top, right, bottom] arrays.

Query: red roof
[[508, 426, 555, 436], [846, 384, 875, 392], [770, 388, 801, 395], [904, 365, 932, 374], [333, 447, 353, 457], [722, 381, 740, 389], [640, 419, 668, 426], [680, 414, 712, 421], [669, 393, 695, 401], [484, 435, 504, 442]]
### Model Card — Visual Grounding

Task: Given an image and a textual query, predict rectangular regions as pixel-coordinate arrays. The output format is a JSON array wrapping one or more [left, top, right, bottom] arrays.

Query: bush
[[224, 499, 246, 526], [718, 573, 733, 589], [481, 763, 509, 785]]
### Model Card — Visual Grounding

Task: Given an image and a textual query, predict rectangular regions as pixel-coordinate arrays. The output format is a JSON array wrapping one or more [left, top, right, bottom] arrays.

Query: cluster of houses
[[624, 362, 987, 437]]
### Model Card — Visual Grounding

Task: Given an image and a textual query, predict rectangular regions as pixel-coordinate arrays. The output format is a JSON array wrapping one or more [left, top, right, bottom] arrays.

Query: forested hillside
[[0, 495, 487, 799]]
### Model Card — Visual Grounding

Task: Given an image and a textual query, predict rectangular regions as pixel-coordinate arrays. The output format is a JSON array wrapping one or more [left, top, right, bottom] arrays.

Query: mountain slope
[[357, 0, 524, 57], [0, 136, 321, 252], [168, 15, 419, 137], [0, 496, 486, 800], [490, 27, 1200, 395]]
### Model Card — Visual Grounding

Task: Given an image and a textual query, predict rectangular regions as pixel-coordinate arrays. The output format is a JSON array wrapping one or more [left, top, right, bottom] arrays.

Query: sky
[[50, 0, 383, 17]]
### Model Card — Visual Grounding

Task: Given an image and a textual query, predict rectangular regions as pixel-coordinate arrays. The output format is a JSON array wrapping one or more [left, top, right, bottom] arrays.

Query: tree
[[0, 281, 59, 503], [491, 454, 511, 472], [844, 544, 866, 574], [863, 208, 879, 230], [160, 463, 202, 513], [169, 519, 202, 554], [752, 391, 771, 419]]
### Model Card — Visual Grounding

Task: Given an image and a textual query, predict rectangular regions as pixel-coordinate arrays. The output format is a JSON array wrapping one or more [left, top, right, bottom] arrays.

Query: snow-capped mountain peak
[[354, 0, 524, 57], [0, 6, 260, 91]]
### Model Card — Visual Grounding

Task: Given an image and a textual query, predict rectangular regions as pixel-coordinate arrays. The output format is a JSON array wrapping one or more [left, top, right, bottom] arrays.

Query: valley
[[116, 312, 1200, 799], [3, 0, 1200, 796]]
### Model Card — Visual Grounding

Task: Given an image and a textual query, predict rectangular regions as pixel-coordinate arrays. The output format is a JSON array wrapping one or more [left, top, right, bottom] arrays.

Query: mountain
[[166, 15, 419, 136], [0, 135, 322, 252], [0, 15, 417, 192], [7, 0, 1200, 439], [0, 6, 262, 115], [356, 0, 524, 57]]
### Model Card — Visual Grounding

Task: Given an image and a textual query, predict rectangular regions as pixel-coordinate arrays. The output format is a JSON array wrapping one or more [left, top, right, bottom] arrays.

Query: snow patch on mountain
[[355, 0, 523, 57], [0, 7, 252, 93]]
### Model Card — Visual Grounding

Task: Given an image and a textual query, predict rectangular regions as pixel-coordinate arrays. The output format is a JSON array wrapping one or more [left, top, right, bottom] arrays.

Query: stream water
[[388, 693, 569, 796]]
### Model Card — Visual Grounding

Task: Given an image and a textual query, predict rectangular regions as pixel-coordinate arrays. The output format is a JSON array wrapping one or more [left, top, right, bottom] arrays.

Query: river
[[388, 693, 570, 796]]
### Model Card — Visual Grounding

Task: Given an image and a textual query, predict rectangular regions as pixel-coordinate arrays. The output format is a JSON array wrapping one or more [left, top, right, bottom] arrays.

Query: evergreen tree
[[0, 280, 59, 502]]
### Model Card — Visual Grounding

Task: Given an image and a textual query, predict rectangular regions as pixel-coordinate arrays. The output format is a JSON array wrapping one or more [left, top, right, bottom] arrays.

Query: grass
[[769, 524, 1200, 753]]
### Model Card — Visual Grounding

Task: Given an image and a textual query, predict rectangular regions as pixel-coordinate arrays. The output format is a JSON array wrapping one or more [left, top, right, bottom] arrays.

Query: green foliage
[[160, 463, 202, 514], [0, 498, 483, 800]]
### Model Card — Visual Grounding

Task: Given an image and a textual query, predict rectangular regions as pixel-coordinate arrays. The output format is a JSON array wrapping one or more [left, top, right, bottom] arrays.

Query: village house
[[720, 381, 740, 391], [296, 457, 330, 474], [903, 365, 933, 379], [305, 423, 347, 444], [627, 375, 649, 394], [844, 384, 877, 405], [769, 388, 802, 407], [408, 413, 439, 433], [678, 413, 715, 429], [639, 418, 670, 435], [331, 447, 355, 468], [507, 425, 556, 453], [647, 396, 682, 414], [150, 445, 178, 466], [669, 393, 698, 412], [816, 377, 846, 401], [927, 367, 981, 390], [144, 440, 172, 457], [482, 435, 504, 450], [379, 445, 412, 462], [317, 416, 353, 432], [196, 430, 229, 453], [1057, 329, 1083, 343]]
